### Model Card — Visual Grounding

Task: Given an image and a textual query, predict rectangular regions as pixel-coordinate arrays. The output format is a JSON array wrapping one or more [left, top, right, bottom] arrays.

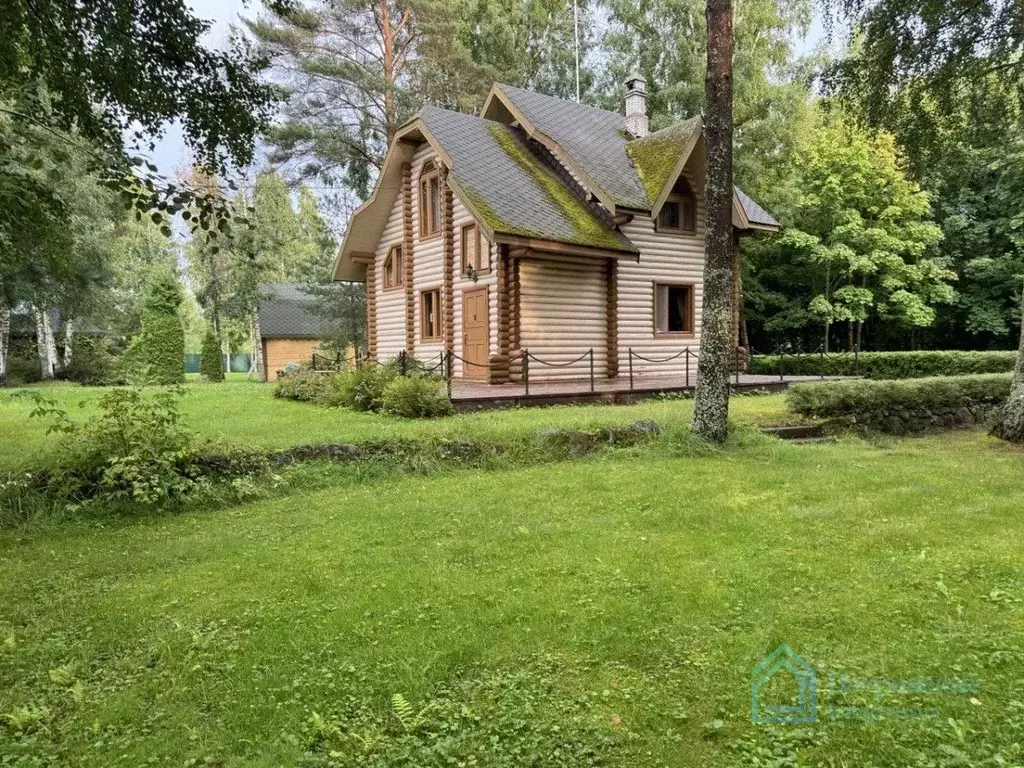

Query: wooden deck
[[449, 373, 850, 410]]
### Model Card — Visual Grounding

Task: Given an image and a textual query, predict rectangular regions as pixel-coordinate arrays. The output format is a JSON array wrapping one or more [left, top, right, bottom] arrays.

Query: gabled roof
[[257, 283, 336, 339], [734, 186, 781, 229], [419, 106, 636, 254], [484, 84, 650, 210]]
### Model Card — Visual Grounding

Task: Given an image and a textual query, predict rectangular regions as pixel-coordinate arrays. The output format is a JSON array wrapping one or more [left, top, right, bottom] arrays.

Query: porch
[[449, 371, 852, 411]]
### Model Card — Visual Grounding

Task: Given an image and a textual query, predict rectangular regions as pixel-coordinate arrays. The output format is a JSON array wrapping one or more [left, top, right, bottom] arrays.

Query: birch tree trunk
[[34, 308, 56, 380], [692, 0, 734, 444], [0, 306, 9, 385], [994, 287, 1024, 442], [63, 319, 75, 369], [249, 311, 266, 382]]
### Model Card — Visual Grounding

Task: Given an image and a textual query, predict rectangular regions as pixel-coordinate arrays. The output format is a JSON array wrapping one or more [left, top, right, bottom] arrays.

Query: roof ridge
[[496, 83, 627, 122]]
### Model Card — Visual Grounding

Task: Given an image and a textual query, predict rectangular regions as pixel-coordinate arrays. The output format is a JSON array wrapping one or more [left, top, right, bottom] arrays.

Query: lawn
[[0, 380, 793, 472], [1, 430, 1023, 765]]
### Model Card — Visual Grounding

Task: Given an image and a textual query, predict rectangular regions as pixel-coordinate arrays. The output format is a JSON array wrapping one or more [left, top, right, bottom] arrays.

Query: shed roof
[[257, 283, 337, 339]]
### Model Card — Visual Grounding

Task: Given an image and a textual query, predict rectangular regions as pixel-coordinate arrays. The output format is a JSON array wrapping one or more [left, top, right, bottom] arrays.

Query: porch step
[[761, 424, 827, 441]]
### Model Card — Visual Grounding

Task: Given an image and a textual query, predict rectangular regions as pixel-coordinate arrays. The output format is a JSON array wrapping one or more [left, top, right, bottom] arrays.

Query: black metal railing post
[[734, 349, 740, 386], [589, 348, 595, 392], [523, 349, 530, 396], [445, 350, 452, 400], [685, 347, 690, 388], [628, 348, 634, 391]]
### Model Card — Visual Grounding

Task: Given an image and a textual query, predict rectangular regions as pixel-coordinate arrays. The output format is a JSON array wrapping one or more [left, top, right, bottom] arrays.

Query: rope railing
[[310, 352, 342, 373], [519, 348, 595, 395], [626, 346, 696, 390], [756, 343, 861, 380]]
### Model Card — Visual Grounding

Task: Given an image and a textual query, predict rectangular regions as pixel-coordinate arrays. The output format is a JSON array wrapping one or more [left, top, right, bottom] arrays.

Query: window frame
[[419, 161, 441, 240], [460, 223, 491, 275], [652, 282, 696, 337], [382, 245, 404, 291], [655, 187, 696, 235], [419, 286, 443, 342]]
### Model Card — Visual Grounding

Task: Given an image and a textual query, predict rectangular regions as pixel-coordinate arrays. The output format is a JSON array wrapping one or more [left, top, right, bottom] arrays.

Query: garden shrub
[[273, 369, 338, 403], [751, 349, 1016, 380], [199, 324, 224, 381], [139, 270, 185, 385], [786, 372, 1011, 421], [334, 364, 398, 411], [380, 375, 454, 418], [63, 337, 116, 385], [27, 387, 268, 508]]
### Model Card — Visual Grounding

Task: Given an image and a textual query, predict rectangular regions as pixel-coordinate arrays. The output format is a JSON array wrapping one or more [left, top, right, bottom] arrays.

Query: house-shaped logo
[[751, 644, 817, 724]]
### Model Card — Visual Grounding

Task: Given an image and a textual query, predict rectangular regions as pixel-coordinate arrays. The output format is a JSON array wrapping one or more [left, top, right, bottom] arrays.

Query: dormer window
[[419, 160, 441, 238], [656, 178, 696, 234], [383, 245, 403, 290]]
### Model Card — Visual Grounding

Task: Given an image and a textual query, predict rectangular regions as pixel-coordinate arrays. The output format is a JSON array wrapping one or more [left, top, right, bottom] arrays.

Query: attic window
[[383, 245, 403, 290], [657, 179, 696, 234], [461, 224, 491, 274], [420, 160, 441, 238]]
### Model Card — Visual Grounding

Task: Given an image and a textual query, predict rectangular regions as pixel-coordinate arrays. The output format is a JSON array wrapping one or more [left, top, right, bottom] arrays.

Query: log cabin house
[[333, 76, 780, 383]]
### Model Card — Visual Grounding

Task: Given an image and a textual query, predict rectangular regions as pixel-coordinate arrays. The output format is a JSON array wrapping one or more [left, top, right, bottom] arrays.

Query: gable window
[[420, 288, 442, 341], [654, 283, 695, 335], [656, 179, 696, 234], [461, 224, 491, 274], [419, 160, 441, 238], [383, 245, 403, 290]]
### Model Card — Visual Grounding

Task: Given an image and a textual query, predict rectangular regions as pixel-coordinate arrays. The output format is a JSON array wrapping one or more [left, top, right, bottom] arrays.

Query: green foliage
[[63, 337, 116, 386], [139, 270, 185, 385], [24, 387, 268, 509], [199, 324, 224, 382], [380, 376, 454, 419], [745, 109, 951, 347], [786, 374, 1011, 419], [274, 370, 339, 404], [335, 366, 398, 412], [752, 350, 1018, 379]]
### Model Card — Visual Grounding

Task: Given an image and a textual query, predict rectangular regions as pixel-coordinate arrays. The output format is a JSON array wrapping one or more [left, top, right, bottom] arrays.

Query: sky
[[151, 1, 828, 194]]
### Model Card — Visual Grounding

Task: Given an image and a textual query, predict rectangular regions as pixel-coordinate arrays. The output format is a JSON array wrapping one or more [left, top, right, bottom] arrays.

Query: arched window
[[656, 177, 696, 234], [383, 245, 403, 290], [419, 160, 441, 238]]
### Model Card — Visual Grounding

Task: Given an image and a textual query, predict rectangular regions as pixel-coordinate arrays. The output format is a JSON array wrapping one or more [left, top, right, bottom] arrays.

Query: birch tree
[[692, 0, 735, 443]]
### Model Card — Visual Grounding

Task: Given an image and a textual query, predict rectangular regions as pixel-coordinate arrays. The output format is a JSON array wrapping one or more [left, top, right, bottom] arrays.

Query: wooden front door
[[461, 288, 489, 379]]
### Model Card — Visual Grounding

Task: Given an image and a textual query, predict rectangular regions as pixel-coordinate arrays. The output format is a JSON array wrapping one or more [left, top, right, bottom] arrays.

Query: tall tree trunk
[[249, 311, 266, 382], [692, 0, 734, 444], [34, 308, 56, 380], [63, 319, 75, 369], [0, 305, 9, 386], [995, 283, 1024, 442], [823, 321, 830, 353], [380, 0, 396, 142]]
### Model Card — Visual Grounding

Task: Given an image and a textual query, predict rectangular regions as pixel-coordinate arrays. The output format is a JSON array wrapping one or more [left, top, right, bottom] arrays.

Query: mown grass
[[2, 431, 1023, 765], [0, 381, 794, 472]]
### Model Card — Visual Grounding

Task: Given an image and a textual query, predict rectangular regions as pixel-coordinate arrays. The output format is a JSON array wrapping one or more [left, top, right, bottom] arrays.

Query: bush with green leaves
[[139, 270, 185, 385], [751, 350, 1016, 380], [786, 374, 1011, 419], [27, 387, 268, 508], [199, 324, 224, 381], [274, 369, 339, 404], [333, 365, 398, 412], [63, 337, 116, 385], [380, 375, 454, 418]]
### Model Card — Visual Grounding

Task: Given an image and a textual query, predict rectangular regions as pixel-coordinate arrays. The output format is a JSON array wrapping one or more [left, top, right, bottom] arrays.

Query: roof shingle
[[257, 283, 337, 339]]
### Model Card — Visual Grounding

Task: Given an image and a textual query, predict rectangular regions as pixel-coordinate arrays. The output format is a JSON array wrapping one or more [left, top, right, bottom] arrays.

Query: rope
[[524, 349, 591, 368], [629, 348, 690, 364]]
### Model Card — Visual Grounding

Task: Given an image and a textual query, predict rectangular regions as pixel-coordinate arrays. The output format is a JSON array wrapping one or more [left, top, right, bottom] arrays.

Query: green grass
[[0, 381, 793, 472], [2, 431, 1023, 765]]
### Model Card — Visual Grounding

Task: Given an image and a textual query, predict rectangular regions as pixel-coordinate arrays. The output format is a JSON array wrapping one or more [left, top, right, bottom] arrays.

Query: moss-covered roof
[[419, 105, 636, 253], [625, 117, 703, 204]]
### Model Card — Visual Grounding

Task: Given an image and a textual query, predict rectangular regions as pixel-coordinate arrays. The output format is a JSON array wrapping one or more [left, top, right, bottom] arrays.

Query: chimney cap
[[626, 71, 646, 91]]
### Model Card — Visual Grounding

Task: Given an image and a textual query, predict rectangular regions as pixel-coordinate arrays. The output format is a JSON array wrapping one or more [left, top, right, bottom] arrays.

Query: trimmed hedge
[[751, 350, 1016, 380], [199, 325, 224, 382], [787, 374, 1011, 433]]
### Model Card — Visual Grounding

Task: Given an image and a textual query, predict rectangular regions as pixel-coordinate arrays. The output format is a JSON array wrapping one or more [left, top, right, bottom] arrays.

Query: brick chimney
[[625, 72, 648, 138]]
